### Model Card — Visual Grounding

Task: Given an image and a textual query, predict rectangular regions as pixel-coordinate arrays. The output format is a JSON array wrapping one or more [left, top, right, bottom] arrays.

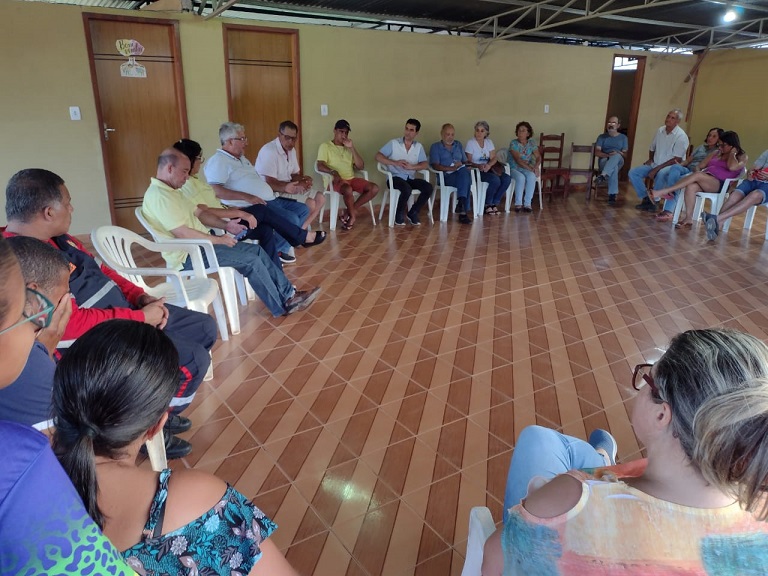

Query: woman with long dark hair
[[53, 319, 298, 576]]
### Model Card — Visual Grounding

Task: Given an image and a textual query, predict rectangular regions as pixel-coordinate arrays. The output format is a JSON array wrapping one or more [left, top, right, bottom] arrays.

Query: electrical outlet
[[544, 104, 550, 114], [69, 106, 81, 121], [320, 104, 328, 116]]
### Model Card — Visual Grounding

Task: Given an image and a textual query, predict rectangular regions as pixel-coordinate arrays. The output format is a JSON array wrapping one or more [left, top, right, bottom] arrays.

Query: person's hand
[[36, 292, 73, 355], [141, 297, 168, 329], [251, 196, 267, 205], [332, 173, 342, 186], [214, 234, 238, 248], [286, 181, 304, 194], [237, 212, 258, 228], [481, 164, 491, 173], [224, 220, 247, 235], [395, 159, 409, 169], [644, 159, 653, 166], [342, 137, 354, 149]]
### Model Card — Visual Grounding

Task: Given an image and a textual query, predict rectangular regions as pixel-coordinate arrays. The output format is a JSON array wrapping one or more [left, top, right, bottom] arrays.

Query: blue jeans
[[503, 425, 604, 521], [628, 164, 655, 199], [655, 164, 690, 214], [266, 198, 310, 254], [481, 170, 513, 206], [443, 168, 472, 201], [509, 167, 537, 206], [598, 154, 624, 196], [184, 242, 294, 317]]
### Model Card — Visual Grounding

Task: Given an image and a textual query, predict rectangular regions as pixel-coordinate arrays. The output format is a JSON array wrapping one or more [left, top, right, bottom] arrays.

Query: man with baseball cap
[[316, 119, 379, 230]]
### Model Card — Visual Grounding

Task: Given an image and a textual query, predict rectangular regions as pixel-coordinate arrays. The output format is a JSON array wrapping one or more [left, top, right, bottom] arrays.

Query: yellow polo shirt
[[317, 141, 355, 180], [142, 177, 209, 270]]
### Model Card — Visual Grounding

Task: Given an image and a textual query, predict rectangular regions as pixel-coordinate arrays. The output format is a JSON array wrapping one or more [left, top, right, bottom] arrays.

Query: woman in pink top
[[482, 328, 768, 575], [651, 131, 747, 229]]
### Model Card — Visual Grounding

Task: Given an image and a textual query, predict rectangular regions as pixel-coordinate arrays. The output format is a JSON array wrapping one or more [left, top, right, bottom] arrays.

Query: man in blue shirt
[[375, 118, 434, 226], [430, 124, 472, 224], [594, 116, 629, 205]]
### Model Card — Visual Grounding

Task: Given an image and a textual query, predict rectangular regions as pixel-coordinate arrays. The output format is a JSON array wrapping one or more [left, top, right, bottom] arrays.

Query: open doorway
[[605, 55, 645, 180]]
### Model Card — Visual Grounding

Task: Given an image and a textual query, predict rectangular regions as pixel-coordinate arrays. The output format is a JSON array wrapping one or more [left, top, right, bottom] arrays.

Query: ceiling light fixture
[[723, 8, 737, 23]]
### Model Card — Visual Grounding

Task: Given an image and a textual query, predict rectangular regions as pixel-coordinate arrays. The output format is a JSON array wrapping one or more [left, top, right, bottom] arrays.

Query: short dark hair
[[6, 236, 69, 295], [0, 236, 21, 324], [279, 120, 298, 133], [406, 118, 421, 132], [515, 121, 534, 138], [52, 320, 179, 529], [173, 138, 202, 168], [6, 169, 65, 223]]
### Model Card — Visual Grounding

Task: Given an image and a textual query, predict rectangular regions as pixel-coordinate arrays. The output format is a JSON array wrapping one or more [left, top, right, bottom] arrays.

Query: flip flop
[[302, 231, 326, 247], [655, 211, 674, 222], [674, 221, 693, 230], [341, 221, 354, 231]]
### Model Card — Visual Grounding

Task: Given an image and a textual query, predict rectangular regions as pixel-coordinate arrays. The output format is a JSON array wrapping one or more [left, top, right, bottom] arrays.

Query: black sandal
[[303, 231, 327, 247]]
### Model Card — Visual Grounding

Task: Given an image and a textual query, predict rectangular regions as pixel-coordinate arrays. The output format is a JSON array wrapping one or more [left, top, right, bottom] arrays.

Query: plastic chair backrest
[[91, 226, 154, 289]]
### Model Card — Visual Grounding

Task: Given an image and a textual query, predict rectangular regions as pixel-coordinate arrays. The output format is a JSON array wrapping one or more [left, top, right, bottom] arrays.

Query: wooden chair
[[539, 133, 570, 200], [567, 143, 596, 199]]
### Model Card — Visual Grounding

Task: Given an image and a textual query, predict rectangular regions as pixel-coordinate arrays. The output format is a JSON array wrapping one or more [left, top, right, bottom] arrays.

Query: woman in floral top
[[508, 121, 541, 212], [53, 320, 298, 576]]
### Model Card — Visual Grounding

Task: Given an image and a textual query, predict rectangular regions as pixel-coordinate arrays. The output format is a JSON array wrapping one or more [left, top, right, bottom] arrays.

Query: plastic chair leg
[[217, 267, 240, 336]]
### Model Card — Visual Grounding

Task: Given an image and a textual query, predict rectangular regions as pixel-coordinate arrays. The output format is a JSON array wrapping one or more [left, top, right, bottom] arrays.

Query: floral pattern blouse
[[509, 138, 538, 170], [122, 468, 276, 576]]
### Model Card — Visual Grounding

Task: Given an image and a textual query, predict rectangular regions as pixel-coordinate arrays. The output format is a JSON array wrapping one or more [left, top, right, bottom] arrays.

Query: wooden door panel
[[85, 15, 187, 233], [228, 65, 294, 150], [89, 20, 174, 57], [227, 30, 292, 62], [224, 26, 300, 164]]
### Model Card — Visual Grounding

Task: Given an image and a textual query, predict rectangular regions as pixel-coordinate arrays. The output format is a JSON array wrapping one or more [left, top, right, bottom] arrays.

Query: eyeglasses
[[196, 154, 206, 163], [0, 287, 55, 335], [230, 137, 248, 143], [632, 363, 663, 401], [279, 132, 297, 142]]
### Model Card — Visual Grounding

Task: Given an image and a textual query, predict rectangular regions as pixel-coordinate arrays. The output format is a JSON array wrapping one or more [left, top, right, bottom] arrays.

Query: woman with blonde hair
[[483, 328, 768, 575]]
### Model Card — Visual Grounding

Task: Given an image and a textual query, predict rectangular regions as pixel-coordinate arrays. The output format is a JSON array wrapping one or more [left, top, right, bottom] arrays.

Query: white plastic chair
[[90, 225, 229, 341], [470, 168, 489, 217], [430, 168, 458, 222], [460, 507, 496, 576], [501, 164, 517, 213], [376, 163, 434, 226], [135, 207, 247, 336], [314, 162, 377, 230], [740, 202, 768, 239], [671, 174, 745, 226]]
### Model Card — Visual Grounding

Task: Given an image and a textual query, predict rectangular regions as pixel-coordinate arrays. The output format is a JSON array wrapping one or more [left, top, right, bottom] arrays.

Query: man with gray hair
[[204, 122, 310, 264], [629, 109, 689, 212]]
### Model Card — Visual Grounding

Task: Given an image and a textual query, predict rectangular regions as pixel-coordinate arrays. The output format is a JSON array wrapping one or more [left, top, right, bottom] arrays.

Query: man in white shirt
[[255, 120, 324, 229], [628, 109, 689, 212], [374, 118, 434, 226], [203, 122, 310, 264]]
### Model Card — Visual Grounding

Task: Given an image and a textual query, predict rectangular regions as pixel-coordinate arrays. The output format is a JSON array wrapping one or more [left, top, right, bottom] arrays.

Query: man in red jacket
[[3, 168, 218, 459]]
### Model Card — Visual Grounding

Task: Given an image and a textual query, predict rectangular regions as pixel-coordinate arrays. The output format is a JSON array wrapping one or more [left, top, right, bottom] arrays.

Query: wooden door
[[224, 26, 301, 164], [84, 14, 188, 233]]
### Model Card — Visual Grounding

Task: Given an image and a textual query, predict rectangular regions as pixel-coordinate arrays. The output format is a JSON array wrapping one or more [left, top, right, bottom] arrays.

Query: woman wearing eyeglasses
[[0, 236, 134, 575], [650, 131, 747, 229], [482, 328, 768, 575]]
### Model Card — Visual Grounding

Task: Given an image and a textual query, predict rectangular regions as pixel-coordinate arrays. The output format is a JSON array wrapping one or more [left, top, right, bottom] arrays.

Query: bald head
[[156, 148, 190, 189]]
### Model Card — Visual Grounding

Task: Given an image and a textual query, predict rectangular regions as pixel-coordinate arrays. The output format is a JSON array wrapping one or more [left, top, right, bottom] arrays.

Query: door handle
[[103, 122, 116, 141]]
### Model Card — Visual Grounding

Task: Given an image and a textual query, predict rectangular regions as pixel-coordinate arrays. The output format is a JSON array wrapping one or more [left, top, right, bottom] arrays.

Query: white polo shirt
[[378, 138, 427, 179], [255, 137, 299, 182], [203, 149, 276, 207], [650, 125, 689, 166]]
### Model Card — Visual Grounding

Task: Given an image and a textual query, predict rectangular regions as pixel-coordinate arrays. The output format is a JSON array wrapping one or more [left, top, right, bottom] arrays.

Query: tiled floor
[[120, 187, 768, 575]]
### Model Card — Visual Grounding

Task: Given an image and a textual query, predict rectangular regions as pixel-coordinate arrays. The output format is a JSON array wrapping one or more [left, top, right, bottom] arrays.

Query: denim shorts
[[736, 179, 768, 205]]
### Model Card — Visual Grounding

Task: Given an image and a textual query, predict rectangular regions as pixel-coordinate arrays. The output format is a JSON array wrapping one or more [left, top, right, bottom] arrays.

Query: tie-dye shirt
[[502, 459, 768, 575], [0, 421, 134, 576]]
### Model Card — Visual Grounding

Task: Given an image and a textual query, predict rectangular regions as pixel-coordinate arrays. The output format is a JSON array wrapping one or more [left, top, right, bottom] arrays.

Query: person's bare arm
[[169, 224, 237, 247], [316, 160, 342, 186], [346, 139, 365, 170], [210, 183, 265, 205]]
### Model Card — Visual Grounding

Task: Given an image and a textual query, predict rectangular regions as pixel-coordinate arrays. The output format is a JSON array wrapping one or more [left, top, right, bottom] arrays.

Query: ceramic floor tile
[[107, 190, 768, 575]]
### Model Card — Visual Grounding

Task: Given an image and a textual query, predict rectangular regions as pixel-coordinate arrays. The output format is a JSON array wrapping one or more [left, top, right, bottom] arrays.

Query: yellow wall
[[1, 0, 699, 232], [690, 49, 768, 161]]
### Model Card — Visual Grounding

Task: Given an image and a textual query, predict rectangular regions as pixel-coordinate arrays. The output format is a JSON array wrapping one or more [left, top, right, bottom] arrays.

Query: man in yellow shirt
[[316, 119, 379, 230], [142, 148, 321, 317]]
